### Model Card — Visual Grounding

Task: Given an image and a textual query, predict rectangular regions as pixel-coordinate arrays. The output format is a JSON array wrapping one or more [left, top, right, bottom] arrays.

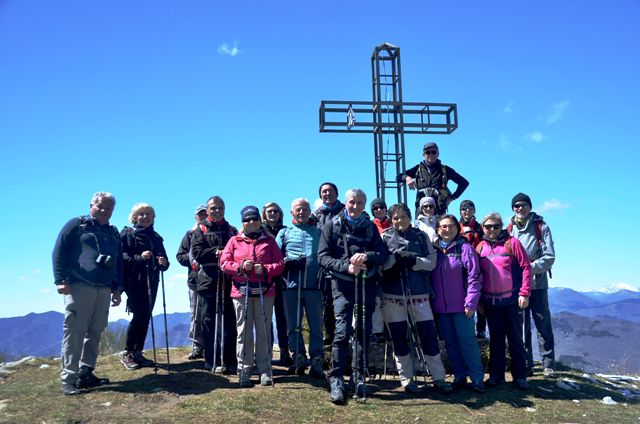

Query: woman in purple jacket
[[477, 212, 532, 390], [432, 214, 485, 393]]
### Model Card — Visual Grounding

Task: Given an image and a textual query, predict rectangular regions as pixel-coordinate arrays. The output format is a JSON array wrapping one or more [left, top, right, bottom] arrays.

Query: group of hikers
[[52, 141, 556, 405]]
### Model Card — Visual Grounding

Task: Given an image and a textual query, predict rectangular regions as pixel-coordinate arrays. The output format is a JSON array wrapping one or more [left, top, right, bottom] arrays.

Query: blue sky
[[1, 0, 638, 321]]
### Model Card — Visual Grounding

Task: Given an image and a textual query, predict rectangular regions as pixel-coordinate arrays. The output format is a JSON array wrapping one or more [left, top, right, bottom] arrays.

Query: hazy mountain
[[547, 287, 601, 313]]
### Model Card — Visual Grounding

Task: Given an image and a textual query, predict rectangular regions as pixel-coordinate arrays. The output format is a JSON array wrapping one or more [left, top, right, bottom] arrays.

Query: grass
[[0, 347, 638, 423]]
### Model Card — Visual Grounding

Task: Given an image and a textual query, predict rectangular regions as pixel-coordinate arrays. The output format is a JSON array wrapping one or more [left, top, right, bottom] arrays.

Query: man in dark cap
[[176, 204, 208, 359], [508, 192, 557, 378], [396, 141, 469, 216]]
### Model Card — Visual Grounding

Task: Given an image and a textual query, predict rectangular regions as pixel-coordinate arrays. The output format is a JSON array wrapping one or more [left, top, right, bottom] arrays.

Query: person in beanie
[[508, 193, 556, 378], [176, 205, 208, 360], [370, 198, 390, 235], [476, 212, 532, 390], [220, 206, 285, 387], [119, 203, 170, 370], [396, 141, 469, 216], [415, 196, 438, 242], [191, 196, 238, 373], [312, 182, 345, 350], [261, 202, 292, 366], [457, 200, 487, 339], [52, 192, 123, 395], [380, 204, 453, 396], [276, 198, 324, 378], [318, 188, 389, 404]]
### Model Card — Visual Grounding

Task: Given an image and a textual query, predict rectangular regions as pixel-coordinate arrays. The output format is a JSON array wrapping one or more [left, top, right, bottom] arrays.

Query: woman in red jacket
[[219, 206, 285, 388]]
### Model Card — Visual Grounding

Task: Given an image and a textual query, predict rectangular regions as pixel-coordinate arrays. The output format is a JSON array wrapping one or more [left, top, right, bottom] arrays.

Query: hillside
[[0, 348, 638, 423]]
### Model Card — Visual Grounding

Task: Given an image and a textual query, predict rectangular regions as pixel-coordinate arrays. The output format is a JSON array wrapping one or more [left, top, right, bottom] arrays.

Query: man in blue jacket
[[52, 192, 123, 395]]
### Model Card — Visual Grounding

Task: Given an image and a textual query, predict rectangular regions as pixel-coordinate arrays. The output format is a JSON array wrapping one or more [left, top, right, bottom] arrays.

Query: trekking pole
[[404, 270, 429, 382], [146, 263, 158, 373], [258, 274, 275, 387], [294, 264, 303, 372], [239, 272, 251, 385], [361, 271, 368, 403], [220, 274, 227, 372], [352, 271, 360, 400], [213, 270, 221, 372], [160, 270, 170, 373], [191, 290, 199, 353]]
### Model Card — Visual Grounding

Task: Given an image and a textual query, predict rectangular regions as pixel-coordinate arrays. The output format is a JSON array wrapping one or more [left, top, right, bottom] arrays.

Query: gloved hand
[[395, 251, 417, 268]]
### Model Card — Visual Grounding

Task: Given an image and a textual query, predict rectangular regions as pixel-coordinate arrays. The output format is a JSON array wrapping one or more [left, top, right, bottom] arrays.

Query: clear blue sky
[[1, 0, 638, 320]]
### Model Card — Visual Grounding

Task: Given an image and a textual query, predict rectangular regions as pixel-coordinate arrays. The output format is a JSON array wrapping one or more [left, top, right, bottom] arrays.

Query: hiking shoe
[[121, 351, 140, 370], [204, 362, 214, 371], [471, 381, 486, 394], [260, 373, 273, 386], [404, 380, 420, 395], [288, 355, 307, 376], [309, 357, 325, 379], [452, 377, 467, 390], [278, 352, 294, 367], [433, 379, 453, 394], [349, 374, 370, 397], [543, 368, 557, 379], [187, 347, 204, 360], [76, 367, 109, 389], [62, 383, 85, 396], [329, 377, 345, 404], [515, 379, 529, 390], [133, 351, 155, 368], [485, 377, 505, 386]]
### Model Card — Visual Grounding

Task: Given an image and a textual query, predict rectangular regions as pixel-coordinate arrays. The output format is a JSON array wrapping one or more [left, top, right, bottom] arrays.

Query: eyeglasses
[[266, 209, 279, 214], [461, 207, 474, 212], [373, 206, 386, 211], [424, 150, 438, 155], [513, 203, 528, 209], [242, 217, 260, 223], [483, 224, 501, 230], [422, 204, 434, 209]]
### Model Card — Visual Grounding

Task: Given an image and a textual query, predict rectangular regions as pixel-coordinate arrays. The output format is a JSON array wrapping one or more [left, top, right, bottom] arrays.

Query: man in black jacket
[[176, 205, 208, 359], [52, 192, 123, 395], [190, 196, 238, 373], [318, 188, 389, 404], [397, 142, 469, 215]]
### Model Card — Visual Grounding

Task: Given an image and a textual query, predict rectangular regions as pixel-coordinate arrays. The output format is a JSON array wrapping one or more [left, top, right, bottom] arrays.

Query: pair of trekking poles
[[145, 261, 171, 374], [352, 271, 368, 402]]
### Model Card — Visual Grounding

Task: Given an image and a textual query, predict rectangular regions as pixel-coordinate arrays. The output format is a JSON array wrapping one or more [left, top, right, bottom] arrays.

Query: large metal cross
[[319, 43, 458, 205]]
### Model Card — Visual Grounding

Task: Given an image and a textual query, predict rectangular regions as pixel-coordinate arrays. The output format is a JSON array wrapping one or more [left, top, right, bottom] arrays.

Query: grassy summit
[[0, 347, 637, 423]]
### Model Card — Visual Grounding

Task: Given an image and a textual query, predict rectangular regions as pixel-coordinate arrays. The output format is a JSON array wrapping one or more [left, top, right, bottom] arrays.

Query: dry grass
[[0, 347, 638, 424]]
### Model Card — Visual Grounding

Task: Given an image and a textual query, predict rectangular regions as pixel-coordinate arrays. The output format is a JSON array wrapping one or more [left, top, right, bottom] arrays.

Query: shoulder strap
[[506, 222, 513, 234], [441, 165, 448, 189], [475, 241, 485, 255], [505, 238, 513, 257], [535, 221, 544, 247], [199, 223, 207, 234]]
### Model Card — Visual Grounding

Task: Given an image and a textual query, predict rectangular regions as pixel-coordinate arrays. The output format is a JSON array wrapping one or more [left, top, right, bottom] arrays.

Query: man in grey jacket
[[508, 193, 556, 378]]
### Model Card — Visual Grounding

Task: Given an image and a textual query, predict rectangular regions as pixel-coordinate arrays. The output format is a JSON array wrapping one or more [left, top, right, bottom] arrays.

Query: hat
[[240, 205, 260, 222], [423, 142, 439, 152], [370, 198, 387, 212], [460, 200, 475, 210], [511, 193, 532, 209], [419, 196, 436, 208], [194, 204, 207, 215], [318, 181, 338, 197]]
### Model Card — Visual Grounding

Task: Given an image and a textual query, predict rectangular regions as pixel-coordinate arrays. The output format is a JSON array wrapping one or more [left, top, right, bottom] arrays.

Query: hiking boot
[[260, 373, 273, 386], [471, 381, 486, 394], [76, 367, 109, 389], [515, 379, 529, 390], [62, 383, 85, 396], [133, 351, 155, 368], [452, 377, 467, 390], [121, 351, 140, 370], [309, 357, 325, 379], [433, 379, 454, 395], [543, 368, 557, 379], [278, 351, 294, 367], [187, 347, 204, 360], [349, 374, 370, 397], [329, 377, 345, 404], [204, 362, 214, 371], [485, 377, 505, 386], [404, 380, 420, 395], [288, 355, 307, 376]]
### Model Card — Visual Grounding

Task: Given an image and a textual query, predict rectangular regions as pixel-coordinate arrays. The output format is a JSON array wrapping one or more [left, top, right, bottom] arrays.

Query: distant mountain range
[[2, 284, 639, 373]]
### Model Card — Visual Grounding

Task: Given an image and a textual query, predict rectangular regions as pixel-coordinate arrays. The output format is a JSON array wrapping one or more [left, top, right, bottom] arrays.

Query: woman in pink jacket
[[476, 212, 532, 390], [219, 206, 285, 388]]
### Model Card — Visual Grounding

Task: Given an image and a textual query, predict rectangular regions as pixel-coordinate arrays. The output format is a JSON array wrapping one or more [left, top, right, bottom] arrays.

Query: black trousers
[[272, 280, 289, 355], [125, 277, 158, 352], [485, 302, 527, 380], [199, 283, 237, 368]]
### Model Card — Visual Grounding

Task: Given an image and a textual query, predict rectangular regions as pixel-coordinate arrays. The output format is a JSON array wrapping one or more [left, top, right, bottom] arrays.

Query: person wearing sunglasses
[[370, 198, 390, 235], [508, 193, 556, 379], [220, 206, 285, 387], [476, 212, 532, 390], [191, 196, 239, 374], [415, 196, 438, 242], [396, 141, 469, 216], [261, 202, 292, 368]]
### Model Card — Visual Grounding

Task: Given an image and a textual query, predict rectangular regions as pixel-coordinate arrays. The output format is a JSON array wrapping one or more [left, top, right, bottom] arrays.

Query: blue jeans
[[283, 289, 324, 359], [436, 312, 484, 384], [525, 288, 555, 370]]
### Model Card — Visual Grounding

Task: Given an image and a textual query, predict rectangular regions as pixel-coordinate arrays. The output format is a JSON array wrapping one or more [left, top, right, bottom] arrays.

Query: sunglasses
[[266, 209, 280, 214], [461, 207, 474, 212], [422, 204, 435, 209], [483, 224, 501, 230], [513, 203, 529, 209], [373, 206, 386, 211], [424, 150, 438, 155], [242, 217, 260, 223]]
